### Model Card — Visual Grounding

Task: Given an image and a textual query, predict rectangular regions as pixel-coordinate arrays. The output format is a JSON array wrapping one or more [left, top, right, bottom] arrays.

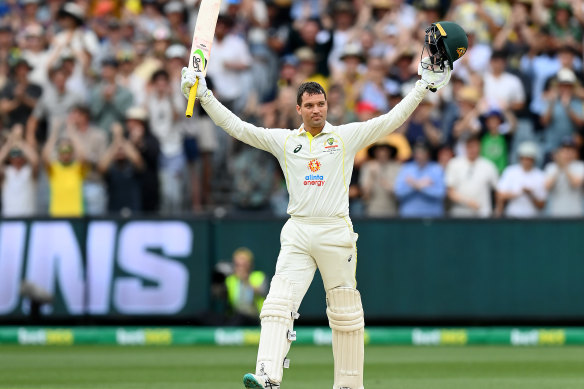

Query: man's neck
[[304, 125, 324, 137]]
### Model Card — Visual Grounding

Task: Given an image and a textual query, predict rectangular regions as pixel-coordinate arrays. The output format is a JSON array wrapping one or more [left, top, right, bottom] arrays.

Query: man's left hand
[[418, 57, 451, 92]]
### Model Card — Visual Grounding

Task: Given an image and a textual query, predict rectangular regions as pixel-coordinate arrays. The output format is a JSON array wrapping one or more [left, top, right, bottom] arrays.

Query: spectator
[[42, 121, 87, 217], [225, 247, 267, 324], [206, 15, 252, 112], [480, 108, 516, 174], [404, 94, 442, 149], [544, 139, 584, 217], [295, 46, 329, 91], [90, 58, 133, 134], [116, 49, 146, 106], [94, 19, 132, 72], [496, 141, 546, 218], [286, 18, 332, 77], [332, 44, 366, 114], [47, 3, 98, 95], [19, 24, 50, 87], [231, 142, 276, 215], [67, 104, 108, 215], [394, 142, 446, 218], [0, 57, 42, 129], [146, 68, 185, 214], [446, 136, 499, 218], [360, 56, 389, 112], [26, 65, 80, 149], [98, 122, 144, 214], [125, 106, 160, 214], [540, 68, 584, 156], [452, 85, 482, 156], [359, 142, 400, 217], [0, 24, 15, 65], [483, 50, 526, 112], [0, 127, 38, 216]]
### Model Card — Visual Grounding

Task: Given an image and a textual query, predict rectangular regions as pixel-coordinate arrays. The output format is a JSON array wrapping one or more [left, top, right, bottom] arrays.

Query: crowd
[[1, 0, 584, 218]]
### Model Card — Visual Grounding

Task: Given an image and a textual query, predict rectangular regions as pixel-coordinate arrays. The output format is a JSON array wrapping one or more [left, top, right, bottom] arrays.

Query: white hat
[[164, 1, 184, 14], [165, 44, 187, 59], [517, 141, 538, 159], [557, 68, 577, 84], [125, 106, 148, 121]]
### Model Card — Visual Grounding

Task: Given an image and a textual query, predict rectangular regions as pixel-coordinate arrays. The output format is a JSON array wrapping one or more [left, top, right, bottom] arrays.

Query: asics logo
[[294, 145, 302, 153]]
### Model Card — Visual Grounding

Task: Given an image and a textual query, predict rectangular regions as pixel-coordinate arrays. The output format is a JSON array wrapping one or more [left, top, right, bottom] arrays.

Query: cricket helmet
[[421, 21, 468, 72]]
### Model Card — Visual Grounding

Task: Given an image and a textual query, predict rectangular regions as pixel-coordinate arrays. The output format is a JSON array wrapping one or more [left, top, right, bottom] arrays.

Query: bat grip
[[185, 79, 199, 118]]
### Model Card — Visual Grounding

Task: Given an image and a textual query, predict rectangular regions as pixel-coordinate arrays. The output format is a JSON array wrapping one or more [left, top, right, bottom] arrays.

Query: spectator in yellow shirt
[[42, 121, 87, 217]]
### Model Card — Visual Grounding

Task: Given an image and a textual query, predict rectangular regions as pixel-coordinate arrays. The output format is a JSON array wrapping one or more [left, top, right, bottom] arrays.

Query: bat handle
[[185, 79, 199, 118]]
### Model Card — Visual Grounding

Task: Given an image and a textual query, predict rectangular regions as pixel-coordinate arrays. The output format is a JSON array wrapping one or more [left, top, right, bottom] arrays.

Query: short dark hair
[[465, 134, 481, 144], [297, 82, 327, 105], [151, 68, 169, 82], [71, 104, 90, 118]]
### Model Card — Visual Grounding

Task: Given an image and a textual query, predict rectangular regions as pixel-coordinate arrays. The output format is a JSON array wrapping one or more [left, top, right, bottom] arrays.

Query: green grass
[[0, 345, 583, 388]]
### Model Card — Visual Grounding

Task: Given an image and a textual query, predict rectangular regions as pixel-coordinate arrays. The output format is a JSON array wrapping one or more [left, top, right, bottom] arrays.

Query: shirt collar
[[298, 121, 333, 135]]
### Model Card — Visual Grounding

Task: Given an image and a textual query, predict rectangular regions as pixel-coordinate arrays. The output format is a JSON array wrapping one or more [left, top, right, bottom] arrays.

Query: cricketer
[[181, 21, 468, 389]]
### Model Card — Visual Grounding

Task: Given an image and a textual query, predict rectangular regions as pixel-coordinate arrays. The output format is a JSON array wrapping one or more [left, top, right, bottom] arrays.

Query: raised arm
[[180, 68, 284, 154], [340, 58, 451, 152]]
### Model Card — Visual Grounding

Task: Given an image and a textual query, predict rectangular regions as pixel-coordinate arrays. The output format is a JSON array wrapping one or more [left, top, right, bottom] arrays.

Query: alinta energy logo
[[308, 158, 321, 172], [305, 159, 325, 186]]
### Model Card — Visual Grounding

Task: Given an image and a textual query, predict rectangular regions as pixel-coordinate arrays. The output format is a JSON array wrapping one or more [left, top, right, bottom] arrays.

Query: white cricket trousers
[[276, 216, 359, 309]]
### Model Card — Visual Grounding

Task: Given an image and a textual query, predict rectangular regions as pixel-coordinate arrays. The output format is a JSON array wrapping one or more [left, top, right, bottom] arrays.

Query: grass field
[[0, 345, 583, 389]]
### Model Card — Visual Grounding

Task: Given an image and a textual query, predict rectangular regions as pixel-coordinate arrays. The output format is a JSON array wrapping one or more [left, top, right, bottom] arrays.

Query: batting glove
[[181, 67, 208, 100], [418, 57, 451, 92]]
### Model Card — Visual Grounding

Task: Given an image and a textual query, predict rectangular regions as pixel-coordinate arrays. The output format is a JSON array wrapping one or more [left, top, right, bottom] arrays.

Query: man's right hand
[[181, 67, 208, 100]]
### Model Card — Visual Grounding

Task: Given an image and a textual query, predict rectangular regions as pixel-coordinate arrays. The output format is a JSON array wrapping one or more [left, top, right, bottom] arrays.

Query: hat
[[367, 141, 398, 159], [559, 136, 577, 149], [24, 24, 43, 37], [557, 68, 577, 84], [333, 1, 354, 13], [125, 106, 148, 121], [164, 1, 184, 14], [60, 48, 76, 61], [340, 44, 365, 62], [11, 56, 32, 70], [8, 148, 23, 158], [152, 26, 171, 41], [58, 2, 85, 25], [101, 57, 119, 68], [165, 44, 187, 59], [281, 54, 299, 67], [517, 141, 538, 159], [94, 0, 115, 17], [370, 0, 394, 9], [457, 86, 480, 104], [295, 47, 317, 62], [356, 100, 379, 114], [481, 108, 505, 122]]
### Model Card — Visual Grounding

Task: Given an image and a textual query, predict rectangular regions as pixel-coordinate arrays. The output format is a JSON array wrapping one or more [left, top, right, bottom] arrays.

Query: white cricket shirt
[[200, 82, 428, 217]]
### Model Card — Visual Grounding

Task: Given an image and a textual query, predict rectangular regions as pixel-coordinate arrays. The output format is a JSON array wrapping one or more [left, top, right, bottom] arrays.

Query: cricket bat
[[185, 0, 222, 118]]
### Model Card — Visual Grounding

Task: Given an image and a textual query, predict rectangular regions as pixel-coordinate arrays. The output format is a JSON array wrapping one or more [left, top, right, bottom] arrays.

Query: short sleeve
[[496, 167, 513, 192]]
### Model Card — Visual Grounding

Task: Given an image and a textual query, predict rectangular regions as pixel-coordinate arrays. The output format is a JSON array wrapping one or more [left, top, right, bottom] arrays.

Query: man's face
[[58, 144, 75, 165], [296, 93, 327, 129], [233, 254, 251, 279], [490, 57, 505, 74], [466, 140, 480, 160], [414, 147, 429, 165], [520, 156, 534, 170]]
